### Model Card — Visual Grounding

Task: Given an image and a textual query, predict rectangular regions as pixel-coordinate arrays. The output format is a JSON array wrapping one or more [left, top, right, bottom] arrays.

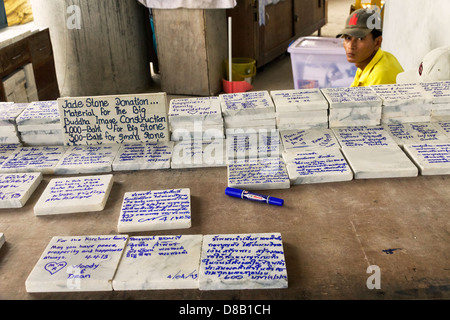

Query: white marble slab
[[276, 121, 328, 131], [433, 121, 450, 139], [15, 101, 61, 126], [380, 115, 432, 124], [371, 83, 433, 106], [0, 146, 67, 174], [58, 93, 169, 145], [0, 232, 4, 249], [0, 144, 20, 166], [20, 133, 64, 146], [17, 123, 62, 132], [342, 145, 418, 179], [226, 130, 281, 160], [431, 104, 450, 121], [329, 106, 382, 123], [171, 139, 226, 168], [330, 118, 381, 128], [383, 122, 449, 146], [0, 134, 20, 144], [0, 173, 42, 208], [280, 128, 340, 152], [118, 188, 191, 233], [403, 143, 450, 175], [54, 145, 119, 175], [270, 88, 329, 112], [25, 235, 129, 292], [283, 148, 353, 184], [277, 110, 328, 123], [321, 86, 382, 108], [34, 174, 113, 216], [170, 123, 224, 141], [112, 142, 173, 171], [199, 233, 288, 290], [0, 102, 27, 126], [113, 235, 202, 290], [169, 96, 223, 123], [220, 91, 275, 117], [420, 81, 450, 104], [227, 157, 290, 190], [0, 126, 17, 134], [332, 126, 398, 148], [224, 117, 276, 130]]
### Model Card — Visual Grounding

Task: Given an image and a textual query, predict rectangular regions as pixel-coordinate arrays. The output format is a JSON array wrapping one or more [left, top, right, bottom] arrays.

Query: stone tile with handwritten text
[[199, 233, 288, 290], [117, 188, 191, 233], [26, 235, 129, 292], [34, 174, 113, 216], [113, 235, 203, 290]]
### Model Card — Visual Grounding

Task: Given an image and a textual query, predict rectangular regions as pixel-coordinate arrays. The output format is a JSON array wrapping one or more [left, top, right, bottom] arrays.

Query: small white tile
[[270, 88, 329, 112], [227, 157, 290, 190], [283, 148, 353, 184], [280, 128, 340, 151], [321, 86, 382, 108], [15, 101, 61, 126], [171, 139, 226, 168], [58, 93, 170, 145], [0, 233, 5, 249], [371, 83, 432, 106], [0, 146, 67, 174], [332, 126, 398, 148], [25, 235, 128, 292], [342, 146, 418, 179], [220, 91, 275, 117], [34, 174, 113, 216], [199, 233, 288, 290], [0, 173, 42, 208], [168, 96, 222, 122], [403, 143, 450, 175], [226, 130, 282, 160], [112, 142, 173, 171], [420, 81, 450, 104], [117, 188, 191, 233], [54, 145, 119, 174], [113, 235, 203, 290], [384, 122, 449, 146]]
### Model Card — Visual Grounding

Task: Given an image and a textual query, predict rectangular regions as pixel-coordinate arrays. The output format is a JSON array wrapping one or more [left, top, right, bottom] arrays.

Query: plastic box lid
[[288, 36, 345, 55]]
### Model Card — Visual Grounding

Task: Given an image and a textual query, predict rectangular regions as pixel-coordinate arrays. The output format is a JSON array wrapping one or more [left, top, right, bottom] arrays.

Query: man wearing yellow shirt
[[337, 8, 404, 87]]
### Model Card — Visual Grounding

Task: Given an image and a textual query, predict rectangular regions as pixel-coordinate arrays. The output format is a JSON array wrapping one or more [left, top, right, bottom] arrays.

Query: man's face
[[343, 34, 382, 67]]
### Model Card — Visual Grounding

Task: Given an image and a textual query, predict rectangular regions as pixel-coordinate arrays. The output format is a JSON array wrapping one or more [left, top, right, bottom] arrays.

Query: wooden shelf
[[227, 0, 327, 68], [0, 28, 59, 102]]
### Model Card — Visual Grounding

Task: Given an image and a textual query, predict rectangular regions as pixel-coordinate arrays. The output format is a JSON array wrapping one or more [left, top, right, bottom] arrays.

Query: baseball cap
[[336, 7, 382, 39], [397, 46, 450, 83]]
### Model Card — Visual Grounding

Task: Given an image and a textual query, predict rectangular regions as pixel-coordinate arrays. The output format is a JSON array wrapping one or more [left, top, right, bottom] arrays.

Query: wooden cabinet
[[0, 28, 60, 102], [228, 0, 327, 68]]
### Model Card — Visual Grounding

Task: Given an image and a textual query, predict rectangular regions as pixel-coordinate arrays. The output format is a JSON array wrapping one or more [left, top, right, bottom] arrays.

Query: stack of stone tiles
[[321, 86, 383, 127], [219, 91, 276, 133], [371, 83, 433, 124], [168, 96, 224, 141], [270, 88, 329, 130], [15, 100, 64, 146]]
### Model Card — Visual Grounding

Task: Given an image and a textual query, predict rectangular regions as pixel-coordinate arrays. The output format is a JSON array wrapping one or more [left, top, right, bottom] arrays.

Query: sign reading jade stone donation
[[57, 93, 169, 146]]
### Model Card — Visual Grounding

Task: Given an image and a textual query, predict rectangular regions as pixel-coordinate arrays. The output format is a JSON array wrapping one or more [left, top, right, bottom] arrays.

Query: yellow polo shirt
[[351, 49, 404, 87]]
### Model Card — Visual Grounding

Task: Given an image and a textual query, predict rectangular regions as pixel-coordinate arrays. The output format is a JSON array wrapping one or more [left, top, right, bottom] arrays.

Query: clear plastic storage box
[[288, 36, 357, 89]]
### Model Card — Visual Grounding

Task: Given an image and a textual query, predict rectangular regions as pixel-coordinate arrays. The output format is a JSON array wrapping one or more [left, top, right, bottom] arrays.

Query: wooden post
[[153, 8, 227, 96]]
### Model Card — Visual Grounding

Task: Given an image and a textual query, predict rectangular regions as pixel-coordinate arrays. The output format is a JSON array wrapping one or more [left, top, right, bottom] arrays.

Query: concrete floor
[[1, 0, 449, 303]]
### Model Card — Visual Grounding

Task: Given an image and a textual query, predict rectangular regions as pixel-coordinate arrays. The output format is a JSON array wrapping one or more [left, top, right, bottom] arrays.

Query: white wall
[[382, 0, 450, 71]]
